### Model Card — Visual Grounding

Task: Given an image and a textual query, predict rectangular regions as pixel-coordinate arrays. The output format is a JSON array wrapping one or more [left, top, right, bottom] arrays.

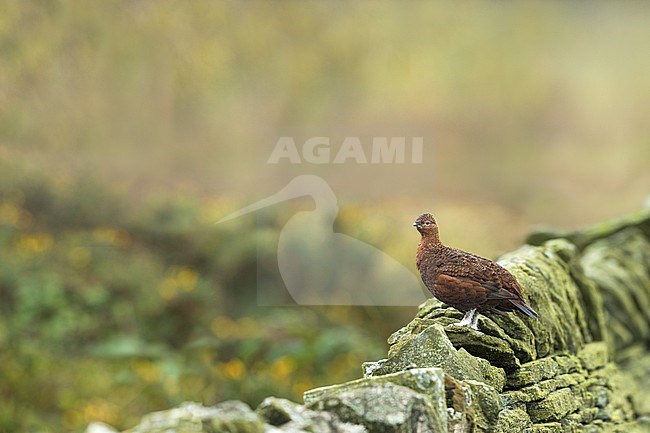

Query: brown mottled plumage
[[413, 213, 537, 330]]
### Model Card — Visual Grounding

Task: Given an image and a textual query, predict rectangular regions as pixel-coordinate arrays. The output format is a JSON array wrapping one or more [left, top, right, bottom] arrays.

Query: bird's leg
[[451, 308, 482, 333], [457, 309, 476, 327], [468, 309, 480, 330]]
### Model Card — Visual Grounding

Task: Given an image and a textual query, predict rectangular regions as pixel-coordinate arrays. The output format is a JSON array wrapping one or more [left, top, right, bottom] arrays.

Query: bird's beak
[[413, 222, 422, 230]]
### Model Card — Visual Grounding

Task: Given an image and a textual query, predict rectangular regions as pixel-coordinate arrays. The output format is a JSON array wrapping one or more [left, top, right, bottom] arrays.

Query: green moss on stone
[[527, 388, 580, 422], [386, 318, 438, 357], [578, 343, 609, 371], [308, 382, 446, 433], [528, 422, 563, 433], [526, 208, 650, 250], [370, 324, 506, 391], [617, 347, 650, 416], [256, 397, 366, 433], [581, 228, 650, 355], [506, 357, 560, 388], [463, 380, 502, 431], [304, 368, 446, 408], [124, 402, 265, 433], [494, 408, 531, 433], [502, 373, 584, 406], [445, 326, 521, 371], [568, 258, 608, 345], [553, 354, 584, 375], [207, 402, 265, 433], [498, 239, 592, 358]]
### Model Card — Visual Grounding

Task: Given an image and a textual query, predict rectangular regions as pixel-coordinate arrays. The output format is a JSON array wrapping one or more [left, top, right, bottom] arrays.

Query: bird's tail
[[510, 299, 539, 319]]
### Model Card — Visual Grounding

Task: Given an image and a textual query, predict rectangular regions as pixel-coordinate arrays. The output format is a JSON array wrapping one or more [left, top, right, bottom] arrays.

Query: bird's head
[[413, 213, 439, 238]]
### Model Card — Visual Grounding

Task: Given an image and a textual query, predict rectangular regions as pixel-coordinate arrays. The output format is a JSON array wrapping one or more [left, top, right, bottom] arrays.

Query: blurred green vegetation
[[0, 162, 412, 432]]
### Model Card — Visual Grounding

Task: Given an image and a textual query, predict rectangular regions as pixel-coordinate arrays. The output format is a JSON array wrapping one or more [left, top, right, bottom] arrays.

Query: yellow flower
[[15, 232, 54, 254], [132, 359, 161, 383], [158, 267, 198, 299], [222, 358, 246, 380], [0, 201, 33, 229], [81, 398, 118, 425], [270, 356, 296, 383], [174, 267, 198, 292]]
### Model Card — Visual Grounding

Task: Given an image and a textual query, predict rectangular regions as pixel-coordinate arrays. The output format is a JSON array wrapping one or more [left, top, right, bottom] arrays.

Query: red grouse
[[414, 213, 537, 330]]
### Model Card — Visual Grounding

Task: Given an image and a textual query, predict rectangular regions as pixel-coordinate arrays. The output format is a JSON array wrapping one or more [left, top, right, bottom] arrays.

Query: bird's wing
[[433, 273, 492, 305], [440, 248, 524, 300], [482, 284, 520, 300]]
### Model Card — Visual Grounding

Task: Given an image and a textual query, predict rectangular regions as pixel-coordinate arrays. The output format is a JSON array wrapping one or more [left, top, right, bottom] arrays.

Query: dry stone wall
[[91, 208, 650, 433]]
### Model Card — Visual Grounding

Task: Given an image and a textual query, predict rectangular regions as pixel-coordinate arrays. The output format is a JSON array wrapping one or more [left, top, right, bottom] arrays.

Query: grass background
[[0, 2, 649, 431]]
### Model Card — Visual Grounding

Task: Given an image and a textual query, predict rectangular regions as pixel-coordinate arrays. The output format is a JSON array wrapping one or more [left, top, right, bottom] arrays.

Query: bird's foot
[[450, 308, 482, 333], [449, 322, 483, 335], [459, 309, 476, 326]]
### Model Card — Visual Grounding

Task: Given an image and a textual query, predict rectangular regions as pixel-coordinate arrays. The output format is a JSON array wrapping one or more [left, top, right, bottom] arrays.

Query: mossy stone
[[124, 401, 265, 433], [506, 357, 560, 388], [501, 372, 584, 406], [369, 323, 506, 391], [498, 240, 592, 358], [308, 382, 446, 433], [581, 228, 650, 355], [494, 408, 531, 433], [527, 388, 580, 422], [463, 379, 502, 432], [304, 368, 446, 408], [528, 422, 563, 433], [578, 342, 609, 371], [526, 208, 650, 250], [444, 326, 521, 371], [256, 397, 366, 433]]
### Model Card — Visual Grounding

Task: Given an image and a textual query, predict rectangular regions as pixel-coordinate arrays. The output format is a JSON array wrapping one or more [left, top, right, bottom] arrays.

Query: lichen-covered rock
[[506, 357, 561, 388], [305, 367, 510, 433], [526, 207, 650, 250], [367, 323, 506, 390], [304, 368, 446, 408], [257, 397, 366, 433], [581, 228, 650, 355], [501, 372, 584, 406], [463, 379, 503, 431], [527, 388, 581, 422], [444, 326, 521, 370], [494, 408, 531, 433], [304, 368, 448, 431], [123, 401, 264, 433], [497, 239, 593, 358], [578, 342, 609, 371], [85, 423, 119, 433], [307, 382, 445, 433], [616, 346, 650, 417]]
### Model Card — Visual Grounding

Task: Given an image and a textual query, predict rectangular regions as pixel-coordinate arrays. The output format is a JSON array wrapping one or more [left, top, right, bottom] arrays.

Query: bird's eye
[[424, 221, 431, 225]]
